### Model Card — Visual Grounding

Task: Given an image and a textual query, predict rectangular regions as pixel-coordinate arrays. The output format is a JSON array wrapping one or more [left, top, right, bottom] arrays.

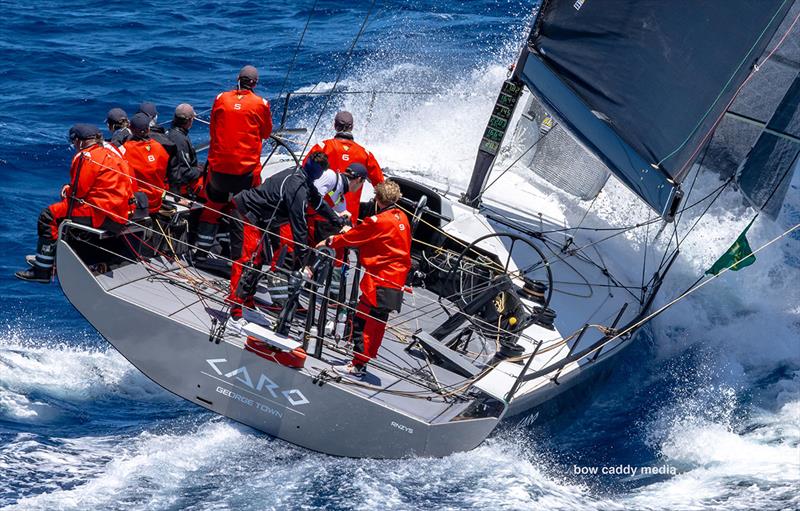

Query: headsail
[[516, 0, 795, 218], [736, 72, 800, 218]]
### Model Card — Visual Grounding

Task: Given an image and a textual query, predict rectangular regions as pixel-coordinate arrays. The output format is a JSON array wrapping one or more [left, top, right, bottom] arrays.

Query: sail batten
[[517, 0, 795, 217]]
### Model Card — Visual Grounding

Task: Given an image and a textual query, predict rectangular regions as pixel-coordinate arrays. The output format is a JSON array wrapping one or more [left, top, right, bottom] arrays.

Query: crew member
[[195, 65, 273, 261], [273, 162, 368, 266], [165, 103, 203, 199], [311, 162, 367, 241], [137, 101, 177, 169], [227, 152, 344, 323], [137, 102, 165, 135], [106, 108, 132, 147], [318, 180, 411, 376], [15, 124, 136, 283], [304, 111, 383, 219], [123, 113, 170, 214]]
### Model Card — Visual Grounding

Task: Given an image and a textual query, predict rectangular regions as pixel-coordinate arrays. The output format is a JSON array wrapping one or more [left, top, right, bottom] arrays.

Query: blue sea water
[[0, 1, 798, 509]]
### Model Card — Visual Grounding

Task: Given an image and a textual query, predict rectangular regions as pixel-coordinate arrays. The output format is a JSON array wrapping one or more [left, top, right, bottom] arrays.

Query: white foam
[[7, 421, 254, 510], [0, 335, 167, 421]]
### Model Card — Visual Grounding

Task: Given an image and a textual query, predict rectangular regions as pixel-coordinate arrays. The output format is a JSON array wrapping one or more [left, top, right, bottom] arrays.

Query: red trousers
[[199, 170, 261, 225], [350, 297, 390, 365], [272, 218, 315, 263], [41, 200, 98, 241], [228, 222, 264, 312]]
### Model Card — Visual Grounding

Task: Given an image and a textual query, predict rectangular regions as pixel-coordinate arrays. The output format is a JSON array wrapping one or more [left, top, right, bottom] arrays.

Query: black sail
[[737, 72, 800, 218], [519, 0, 795, 217]]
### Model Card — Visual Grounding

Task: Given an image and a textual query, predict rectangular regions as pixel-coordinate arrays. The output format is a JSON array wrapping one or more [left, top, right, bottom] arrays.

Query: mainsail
[[499, 0, 795, 218]]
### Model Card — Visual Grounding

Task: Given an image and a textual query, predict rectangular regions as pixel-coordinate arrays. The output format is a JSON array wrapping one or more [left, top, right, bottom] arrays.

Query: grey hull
[[56, 231, 501, 459]]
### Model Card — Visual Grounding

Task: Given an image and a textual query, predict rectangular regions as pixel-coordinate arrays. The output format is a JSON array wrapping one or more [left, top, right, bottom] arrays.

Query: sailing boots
[[15, 238, 55, 284]]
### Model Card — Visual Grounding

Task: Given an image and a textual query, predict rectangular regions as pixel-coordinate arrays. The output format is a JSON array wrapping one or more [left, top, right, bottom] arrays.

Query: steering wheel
[[262, 134, 301, 170], [444, 232, 553, 311], [410, 195, 428, 234]]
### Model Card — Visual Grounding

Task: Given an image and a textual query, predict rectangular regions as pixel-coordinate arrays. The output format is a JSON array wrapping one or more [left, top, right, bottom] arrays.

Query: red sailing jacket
[[123, 138, 169, 213], [208, 89, 273, 176], [67, 143, 136, 226], [329, 206, 411, 305], [304, 135, 384, 219]]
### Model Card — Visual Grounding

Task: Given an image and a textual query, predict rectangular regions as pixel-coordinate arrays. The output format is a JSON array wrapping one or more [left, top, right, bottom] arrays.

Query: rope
[[75, 151, 568, 347], [75, 231, 464, 400], [75, 196, 547, 345]]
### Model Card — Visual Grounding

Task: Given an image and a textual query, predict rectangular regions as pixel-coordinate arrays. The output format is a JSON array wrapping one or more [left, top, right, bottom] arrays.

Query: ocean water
[[1, 1, 798, 510]]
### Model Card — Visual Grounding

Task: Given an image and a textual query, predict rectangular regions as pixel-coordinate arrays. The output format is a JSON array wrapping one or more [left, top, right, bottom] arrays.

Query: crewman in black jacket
[[225, 152, 345, 321], [165, 103, 203, 198]]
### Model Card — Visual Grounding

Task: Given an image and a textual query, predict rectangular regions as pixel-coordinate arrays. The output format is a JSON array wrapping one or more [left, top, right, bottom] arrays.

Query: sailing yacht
[[51, 1, 798, 457]]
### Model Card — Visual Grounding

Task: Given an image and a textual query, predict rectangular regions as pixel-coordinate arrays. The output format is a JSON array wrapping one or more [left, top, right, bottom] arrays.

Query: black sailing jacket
[[233, 167, 342, 267]]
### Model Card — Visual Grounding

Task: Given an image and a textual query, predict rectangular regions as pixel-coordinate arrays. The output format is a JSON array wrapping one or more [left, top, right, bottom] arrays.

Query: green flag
[[705, 216, 757, 276]]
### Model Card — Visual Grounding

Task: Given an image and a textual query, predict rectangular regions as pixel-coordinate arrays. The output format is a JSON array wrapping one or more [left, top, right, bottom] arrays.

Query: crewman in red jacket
[[304, 111, 384, 220], [195, 65, 273, 261], [318, 180, 411, 376], [15, 124, 136, 283], [123, 113, 170, 214]]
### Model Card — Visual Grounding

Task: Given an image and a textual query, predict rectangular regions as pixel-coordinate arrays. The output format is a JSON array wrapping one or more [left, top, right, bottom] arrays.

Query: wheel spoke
[[504, 239, 515, 274]]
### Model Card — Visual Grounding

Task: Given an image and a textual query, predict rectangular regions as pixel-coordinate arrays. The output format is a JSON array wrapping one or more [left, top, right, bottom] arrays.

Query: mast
[[462, 49, 529, 208]]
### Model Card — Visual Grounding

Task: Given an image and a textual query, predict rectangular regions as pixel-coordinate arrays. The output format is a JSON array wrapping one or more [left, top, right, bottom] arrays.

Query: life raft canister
[[245, 337, 307, 369]]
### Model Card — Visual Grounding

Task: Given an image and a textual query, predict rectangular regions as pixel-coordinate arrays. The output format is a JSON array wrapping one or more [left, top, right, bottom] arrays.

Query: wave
[[0, 334, 174, 422]]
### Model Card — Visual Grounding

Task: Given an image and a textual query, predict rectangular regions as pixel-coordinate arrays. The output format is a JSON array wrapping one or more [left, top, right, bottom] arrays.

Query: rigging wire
[[48, 6, 800, 404], [505, 218, 800, 380], [594, 219, 799, 351], [480, 122, 557, 195], [276, 0, 319, 102], [299, 0, 377, 158]]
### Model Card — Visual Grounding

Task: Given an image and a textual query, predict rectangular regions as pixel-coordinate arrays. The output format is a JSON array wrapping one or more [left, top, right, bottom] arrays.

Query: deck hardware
[[552, 324, 587, 384]]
